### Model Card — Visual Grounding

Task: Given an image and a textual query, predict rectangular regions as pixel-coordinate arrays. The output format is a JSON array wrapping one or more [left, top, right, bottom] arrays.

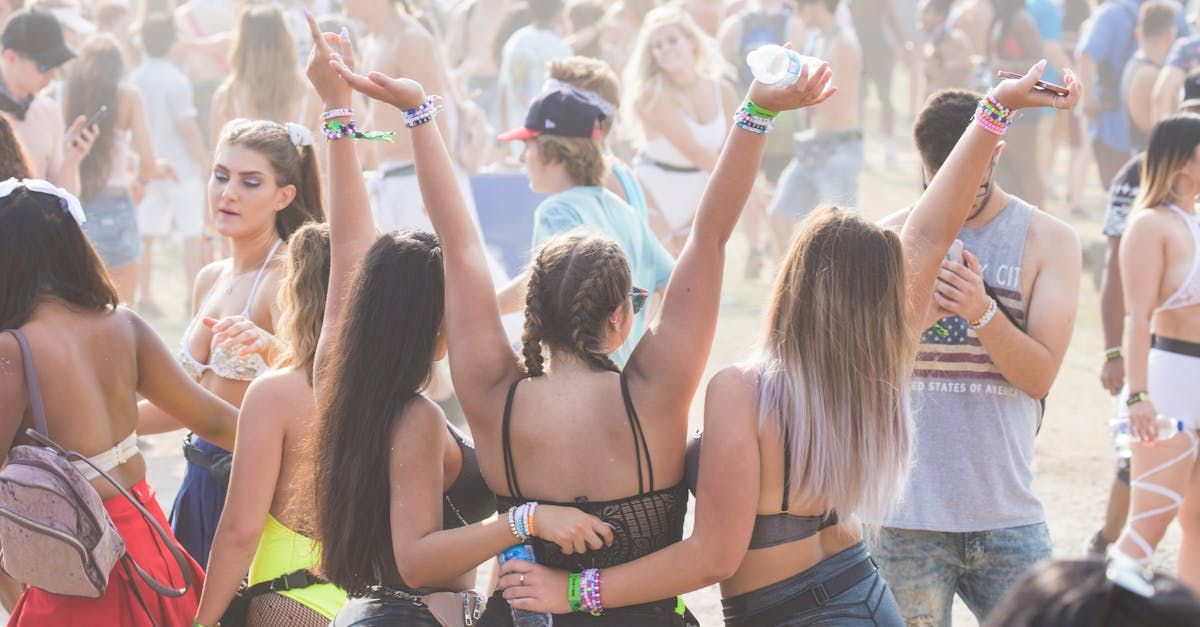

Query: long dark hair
[[64, 35, 123, 203], [312, 231, 445, 594], [0, 116, 33, 179], [216, 119, 325, 241], [0, 187, 119, 329]]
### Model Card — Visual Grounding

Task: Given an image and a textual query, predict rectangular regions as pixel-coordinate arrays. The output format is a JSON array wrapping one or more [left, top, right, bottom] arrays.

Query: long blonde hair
[[755, 207, 913, 522], [275, 223, 330, 382], [223, 4, 304, 123], [1137, 113, 1200, 211], [621, 5, 731, 144]]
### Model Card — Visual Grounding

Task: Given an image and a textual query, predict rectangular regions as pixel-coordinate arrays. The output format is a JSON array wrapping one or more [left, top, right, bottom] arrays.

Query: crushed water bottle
[[745, 44, 825, 87], [499, 544, 552, 626], [1110, 415, 1185, 458]]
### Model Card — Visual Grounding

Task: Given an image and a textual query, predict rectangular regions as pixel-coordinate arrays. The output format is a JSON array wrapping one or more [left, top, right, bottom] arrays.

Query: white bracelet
[[968, 298, 998, 330], [322, 108, 354, 121]]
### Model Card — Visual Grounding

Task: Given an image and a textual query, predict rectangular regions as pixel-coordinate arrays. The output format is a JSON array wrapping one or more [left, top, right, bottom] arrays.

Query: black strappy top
[[495, 375, 688, 570], [685, 430, 838, 550], [443, 424, 496, 529]]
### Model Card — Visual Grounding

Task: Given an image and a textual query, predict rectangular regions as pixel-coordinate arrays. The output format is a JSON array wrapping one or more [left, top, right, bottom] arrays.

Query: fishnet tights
[[246, 592, 329, 627]]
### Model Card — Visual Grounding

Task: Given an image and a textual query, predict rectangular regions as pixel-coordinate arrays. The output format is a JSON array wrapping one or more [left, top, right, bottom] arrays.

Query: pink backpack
[[0, 329, 192, 612]]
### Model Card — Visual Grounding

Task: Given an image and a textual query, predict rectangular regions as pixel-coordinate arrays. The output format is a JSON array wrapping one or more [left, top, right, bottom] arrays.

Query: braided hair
[[521, 231, 631, 376]]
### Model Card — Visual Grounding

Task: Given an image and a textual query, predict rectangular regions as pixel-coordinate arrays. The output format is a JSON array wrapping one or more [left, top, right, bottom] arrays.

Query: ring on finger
[[519, 574, 525, 585]]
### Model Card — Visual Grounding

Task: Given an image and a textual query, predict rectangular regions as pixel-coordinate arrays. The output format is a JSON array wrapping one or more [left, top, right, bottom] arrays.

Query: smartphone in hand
[[996, 70, 1070, 97]]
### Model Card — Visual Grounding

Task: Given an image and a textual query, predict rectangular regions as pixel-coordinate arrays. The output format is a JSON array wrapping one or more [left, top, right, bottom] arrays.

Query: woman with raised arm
[[301, 17, 614, 626], [194, 223, 348, 627], [0, 180, 237, 624], [1114, 113, 1200, 594], [139, 118, 326, 570], [491, 64, 1079, 625], [329, 23, 834, 625]]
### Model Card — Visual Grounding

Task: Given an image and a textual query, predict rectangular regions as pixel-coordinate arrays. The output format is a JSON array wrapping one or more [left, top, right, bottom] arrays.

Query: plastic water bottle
[[499, 544, 552, 626], [745, 44, 824, 87], [1110, 415, 1185, 458]]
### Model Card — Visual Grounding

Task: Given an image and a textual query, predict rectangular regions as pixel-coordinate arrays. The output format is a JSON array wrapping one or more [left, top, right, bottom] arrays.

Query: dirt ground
[[81, 77, 1181, 626]]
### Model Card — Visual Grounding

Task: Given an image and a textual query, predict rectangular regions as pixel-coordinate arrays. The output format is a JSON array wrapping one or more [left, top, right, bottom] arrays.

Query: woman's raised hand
[[746, 49, 836, 114], [328, 61, 428, 113], [991, 60, 1082, 112], [304, 12, 353, 109], [532, 505, 615, 555]]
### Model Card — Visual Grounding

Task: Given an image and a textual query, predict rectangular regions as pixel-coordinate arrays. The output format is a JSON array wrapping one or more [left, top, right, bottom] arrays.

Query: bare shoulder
[[705, 364, 759, 409], [395, 394, 448, 440], [1029, 209, 1081, 257], [1124, 205, 1173, 240], [242, 368, 312, 424], [194, 260, 225, 294]]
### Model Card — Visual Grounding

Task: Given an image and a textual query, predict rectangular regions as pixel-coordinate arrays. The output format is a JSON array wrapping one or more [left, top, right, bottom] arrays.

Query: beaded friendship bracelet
[[968, 298, 998, 330], [506, 502, 539, 542], [405, 95, 445, 128], [581, 568, 603, 615], [734, 108, 774, 135], [974, 94, 1015, 136]]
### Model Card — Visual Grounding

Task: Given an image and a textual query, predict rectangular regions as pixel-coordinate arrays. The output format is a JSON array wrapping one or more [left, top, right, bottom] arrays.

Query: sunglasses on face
[[630, 287, 649, 315]]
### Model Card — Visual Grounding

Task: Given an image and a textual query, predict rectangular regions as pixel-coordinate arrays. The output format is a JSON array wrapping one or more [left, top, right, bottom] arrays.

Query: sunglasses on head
[[630, 287, 649, 315]]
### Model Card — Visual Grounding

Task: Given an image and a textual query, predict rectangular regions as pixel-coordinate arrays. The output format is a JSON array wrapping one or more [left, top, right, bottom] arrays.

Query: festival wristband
[[322, 119, 395, 142], [1104, 347, 1124, 362], [322, 107, 353, 120], [1126, 391, 1150, 407], [740, 97, 779, 120], [568, 572, 584, 613]]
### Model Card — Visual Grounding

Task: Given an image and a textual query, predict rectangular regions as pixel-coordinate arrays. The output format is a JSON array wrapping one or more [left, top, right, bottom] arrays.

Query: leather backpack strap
[[4, 330, 48, 437]]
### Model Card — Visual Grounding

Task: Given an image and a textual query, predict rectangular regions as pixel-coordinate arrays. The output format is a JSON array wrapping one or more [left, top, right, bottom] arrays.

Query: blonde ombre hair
[[621, 5, 732, 144], [1137, 114, 1200, 212], [755, 207, 913, 522], [276, 223, 331, 382], [223, 4, 305, 124]]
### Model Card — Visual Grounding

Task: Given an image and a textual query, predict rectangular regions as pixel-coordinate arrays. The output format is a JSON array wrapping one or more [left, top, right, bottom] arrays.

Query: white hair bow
[[0, 178, 86, 225], [285, 122, 315, 148]]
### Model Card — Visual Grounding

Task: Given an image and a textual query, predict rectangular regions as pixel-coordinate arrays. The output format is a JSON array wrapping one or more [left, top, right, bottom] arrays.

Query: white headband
[[285, 122, 315, 148], [0, 178, 85, 225]]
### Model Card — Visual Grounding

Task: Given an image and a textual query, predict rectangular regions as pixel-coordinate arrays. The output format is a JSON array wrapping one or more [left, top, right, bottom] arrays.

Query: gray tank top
[[884, 196, 1045, 532]]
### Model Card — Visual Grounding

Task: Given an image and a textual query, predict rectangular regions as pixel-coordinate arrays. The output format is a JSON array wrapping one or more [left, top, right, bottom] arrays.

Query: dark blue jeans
[[721, 541, 904, 626], [871, 523, 1053, 626]]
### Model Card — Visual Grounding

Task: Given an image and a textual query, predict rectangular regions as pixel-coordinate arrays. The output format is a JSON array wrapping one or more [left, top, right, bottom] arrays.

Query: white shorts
[[137, 176, 205, 239], [1149, 340, 1200, 430]]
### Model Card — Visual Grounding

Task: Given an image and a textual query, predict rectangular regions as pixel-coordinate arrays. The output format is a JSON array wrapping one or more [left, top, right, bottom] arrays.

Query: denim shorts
[[721, 541, 904, 626], [768, 132, 864, 219], [330, 595, 442, 626], [81, 188, 141, 269], [871, 523, 1052, 627]]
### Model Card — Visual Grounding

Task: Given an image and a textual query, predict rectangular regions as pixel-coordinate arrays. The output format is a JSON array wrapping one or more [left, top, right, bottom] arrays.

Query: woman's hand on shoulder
[[496, 561, 572, 614], [532, 504, 614, 555], [747, 52, 836, 114]]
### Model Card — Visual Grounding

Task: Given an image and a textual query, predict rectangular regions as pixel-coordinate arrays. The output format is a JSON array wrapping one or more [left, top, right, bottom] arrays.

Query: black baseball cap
[[498, 87, 605, 142], [1182, 70, 1200, 111], [2, 9, 75, 71]]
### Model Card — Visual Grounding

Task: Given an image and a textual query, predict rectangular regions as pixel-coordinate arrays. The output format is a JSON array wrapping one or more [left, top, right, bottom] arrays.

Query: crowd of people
[[1, 1, 1200, 626]]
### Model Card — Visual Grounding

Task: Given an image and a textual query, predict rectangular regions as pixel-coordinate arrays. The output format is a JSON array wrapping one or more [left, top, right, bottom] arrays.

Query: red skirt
[[7, 480, 205, 626]]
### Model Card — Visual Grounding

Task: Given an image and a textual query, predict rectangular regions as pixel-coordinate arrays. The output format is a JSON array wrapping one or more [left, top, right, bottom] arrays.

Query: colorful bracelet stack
[[734, 97, 777, 135], [506, 502, 538, 542], [974, 94, 1014, 136], [581, 568, 603, 615], [320, 107, 396, 142], [404, 95, 445, 128], [968, 298, 998, 330]]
